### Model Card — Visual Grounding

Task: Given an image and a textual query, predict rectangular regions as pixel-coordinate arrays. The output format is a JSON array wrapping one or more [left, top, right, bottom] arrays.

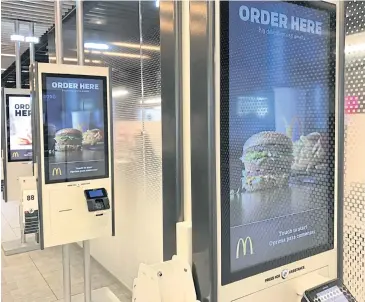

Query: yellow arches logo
[[52, 167, 62, 176], [236, 237, 254, 259], [12, 152, 19, 157]]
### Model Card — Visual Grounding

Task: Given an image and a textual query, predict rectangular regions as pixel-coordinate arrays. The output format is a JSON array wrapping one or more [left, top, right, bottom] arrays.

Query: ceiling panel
[[1, 0, 74, 73]]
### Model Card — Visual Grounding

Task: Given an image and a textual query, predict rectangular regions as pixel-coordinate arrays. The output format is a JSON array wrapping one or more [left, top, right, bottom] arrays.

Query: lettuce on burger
[[240, 131, 293, 192], [55, 128, 82, 151]]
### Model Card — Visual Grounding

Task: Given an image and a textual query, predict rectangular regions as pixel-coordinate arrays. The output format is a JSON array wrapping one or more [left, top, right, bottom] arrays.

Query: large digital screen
[[220, 1, 336, 284], [42, 74, 109, 184], [6, 94, 33, 162]]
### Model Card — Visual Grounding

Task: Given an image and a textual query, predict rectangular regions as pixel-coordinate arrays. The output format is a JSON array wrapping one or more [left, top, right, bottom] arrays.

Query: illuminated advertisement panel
[[6, 94, 32, 162], [220, 1, 336, 284], [42, 74, 109, 184]]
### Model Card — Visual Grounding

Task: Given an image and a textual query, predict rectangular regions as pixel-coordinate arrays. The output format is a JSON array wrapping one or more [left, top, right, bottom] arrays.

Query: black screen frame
[[41, 73, 110, 184], [6, 93, 32, 162], [220, 1, 337, 285]]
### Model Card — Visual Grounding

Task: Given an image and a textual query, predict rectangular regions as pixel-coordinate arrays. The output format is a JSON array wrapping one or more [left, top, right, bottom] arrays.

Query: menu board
[[42, 74, 109, 183], [6, 95, 32, 162], [220, 1, 336, 284]]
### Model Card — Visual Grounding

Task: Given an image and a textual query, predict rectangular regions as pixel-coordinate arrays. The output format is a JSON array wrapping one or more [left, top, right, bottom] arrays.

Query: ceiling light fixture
[[10, 34, 25, 42], [103, 51, 150, 59], [84, 42, 109, 50], [111, 42, 160, 52], [25, 36, 39, 43], [1, 53, 16, 57], [156, 0, 160, 8]]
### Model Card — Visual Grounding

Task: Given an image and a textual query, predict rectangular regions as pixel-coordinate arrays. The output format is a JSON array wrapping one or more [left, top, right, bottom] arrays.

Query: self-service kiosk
[[188, 0, 356, 301], [2, 88, 33, 203], [33, 62, 114, 248], [31, 62, 117, 301]]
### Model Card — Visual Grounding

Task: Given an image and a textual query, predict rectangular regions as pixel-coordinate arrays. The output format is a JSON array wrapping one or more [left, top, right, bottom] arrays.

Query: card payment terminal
[[302, 280, 357, 302], [84, 188, 110, 212]]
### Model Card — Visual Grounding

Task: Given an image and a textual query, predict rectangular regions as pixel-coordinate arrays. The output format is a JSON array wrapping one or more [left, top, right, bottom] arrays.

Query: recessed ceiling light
[[10, 34, 25, 42], [103, 51, 149, 59], [84, 42, 109, 50], [25, 36, 39, 43], [111, 42, 160, 52]]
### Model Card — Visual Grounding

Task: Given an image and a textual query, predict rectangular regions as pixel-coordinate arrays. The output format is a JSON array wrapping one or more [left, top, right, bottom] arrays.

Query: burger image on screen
[[54, 128, 82, 151], [240, 131, 294, 192]]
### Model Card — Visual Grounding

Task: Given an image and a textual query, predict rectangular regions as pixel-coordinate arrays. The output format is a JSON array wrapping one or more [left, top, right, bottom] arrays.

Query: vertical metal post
[[83, 241, 91, 302], [55, 1, 70, 301], [62, 245, 71, 302], [15, 20, 21, 88], [29, 21, 39, 244], [337, 0, 346, 283], [29, 22, 35, 64], [76, 1, 91, 301], [76, 0, 84, 65], [54, 0, 63, 64]]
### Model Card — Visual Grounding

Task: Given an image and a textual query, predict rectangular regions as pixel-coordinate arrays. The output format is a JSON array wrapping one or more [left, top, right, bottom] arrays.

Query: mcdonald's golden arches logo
[[236, 237, 254, 259], [12, 151, 19, 158], [52, 167, 62, 176]]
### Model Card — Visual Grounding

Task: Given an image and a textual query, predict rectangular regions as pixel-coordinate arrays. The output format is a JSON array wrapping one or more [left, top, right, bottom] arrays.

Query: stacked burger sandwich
[[240, 131, 294, 192]]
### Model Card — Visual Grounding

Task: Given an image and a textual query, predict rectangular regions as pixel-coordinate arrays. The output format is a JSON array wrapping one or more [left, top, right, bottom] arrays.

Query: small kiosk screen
[[220, 1, 337, 284], [42, 74, 109, 183], [304, 280, 356, 302], [6, 94, 32, 162]]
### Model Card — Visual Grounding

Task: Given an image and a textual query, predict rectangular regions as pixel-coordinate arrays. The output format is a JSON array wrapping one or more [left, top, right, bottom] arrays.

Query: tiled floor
[[1, 201, 22, 242], [2, 201, 131, 302]]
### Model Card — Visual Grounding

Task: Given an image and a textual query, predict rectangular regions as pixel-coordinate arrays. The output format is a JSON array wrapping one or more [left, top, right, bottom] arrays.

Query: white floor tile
[[2, 244, 130, 302], [1, 222, 17, 243], [2, 200, 20, 229]]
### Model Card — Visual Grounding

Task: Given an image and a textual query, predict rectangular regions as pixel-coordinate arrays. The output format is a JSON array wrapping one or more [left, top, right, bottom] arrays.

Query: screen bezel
[[220, 0, 337, 285], [41, 73, 110, 184], [6, 94, 32, 162]]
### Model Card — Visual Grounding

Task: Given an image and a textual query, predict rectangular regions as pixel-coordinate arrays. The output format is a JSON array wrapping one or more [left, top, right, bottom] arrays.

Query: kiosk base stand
[[2, 176, 40, 255], [1, 238, 39, 256], [62, 242, 120, 302], [2, 202, 40, 256]]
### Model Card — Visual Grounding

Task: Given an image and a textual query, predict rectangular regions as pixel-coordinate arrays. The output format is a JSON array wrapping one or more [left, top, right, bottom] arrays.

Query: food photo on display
[[237, 129, 327, 194], [7, 96, 33, 160], [42, 76, 108, 182]]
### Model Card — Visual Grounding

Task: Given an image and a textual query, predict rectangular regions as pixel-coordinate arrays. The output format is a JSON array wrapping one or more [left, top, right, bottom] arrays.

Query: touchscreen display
[[89, 189, 104, 198], [6, 95, 32, 162], [42, 74, 109, 183], [220, 1, 336, 284]]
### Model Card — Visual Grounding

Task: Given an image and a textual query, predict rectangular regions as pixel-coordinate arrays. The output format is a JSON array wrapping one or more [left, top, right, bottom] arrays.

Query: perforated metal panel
[[343, 1, 365, 301]]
